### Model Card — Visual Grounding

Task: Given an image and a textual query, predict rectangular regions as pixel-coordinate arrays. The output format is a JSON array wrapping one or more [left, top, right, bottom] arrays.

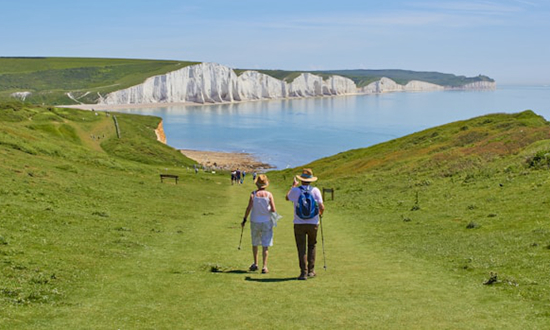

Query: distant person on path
[[242, 174, 277, 274], [231, 170, 237, 185], [236, 169, 242, 184], [286, 168, 325, 280]]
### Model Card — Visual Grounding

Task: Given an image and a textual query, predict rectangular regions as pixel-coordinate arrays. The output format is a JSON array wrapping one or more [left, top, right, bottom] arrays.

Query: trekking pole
[[238, 223, 244, 250], [320, 214, 327, 270]]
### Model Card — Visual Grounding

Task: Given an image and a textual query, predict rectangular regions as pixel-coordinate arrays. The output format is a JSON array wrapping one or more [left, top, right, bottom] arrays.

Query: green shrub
[[528, 150, 550, 169]]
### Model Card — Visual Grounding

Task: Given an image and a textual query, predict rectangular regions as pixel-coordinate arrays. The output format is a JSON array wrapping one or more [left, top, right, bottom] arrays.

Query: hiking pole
[[238, 223, 244, 250], [320, 214, 327, 270]]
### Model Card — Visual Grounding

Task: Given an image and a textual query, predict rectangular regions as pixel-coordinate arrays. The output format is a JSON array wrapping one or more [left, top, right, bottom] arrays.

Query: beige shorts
[[250, 221, 273, 247]]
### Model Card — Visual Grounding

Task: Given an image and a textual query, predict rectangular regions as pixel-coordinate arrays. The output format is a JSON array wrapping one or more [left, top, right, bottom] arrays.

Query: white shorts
[[250, 221, 273, 247]]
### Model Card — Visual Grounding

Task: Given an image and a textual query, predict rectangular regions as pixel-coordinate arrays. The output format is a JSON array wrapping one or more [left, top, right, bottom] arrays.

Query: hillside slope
[[0, 57, 200, 105], [2, 104, 550, 327], [271, 110, 550, 315], [307, 110, 550, 178]]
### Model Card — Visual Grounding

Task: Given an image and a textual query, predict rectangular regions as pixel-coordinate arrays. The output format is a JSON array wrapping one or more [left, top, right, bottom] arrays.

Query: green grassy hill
[[0, 57, 200, 105], [2, 103, 550, 328], [1, 57, 494, 106], [271, 110, 550, 319]]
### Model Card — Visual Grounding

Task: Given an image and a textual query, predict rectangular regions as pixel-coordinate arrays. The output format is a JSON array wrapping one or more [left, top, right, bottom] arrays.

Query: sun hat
[[296, 168, 318, 182], [255, 174, 269, 188]]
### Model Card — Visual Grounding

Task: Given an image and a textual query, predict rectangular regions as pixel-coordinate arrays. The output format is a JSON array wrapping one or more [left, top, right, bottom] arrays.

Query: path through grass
[[5, 176, 544, 329], [2, 105, 549, 328]]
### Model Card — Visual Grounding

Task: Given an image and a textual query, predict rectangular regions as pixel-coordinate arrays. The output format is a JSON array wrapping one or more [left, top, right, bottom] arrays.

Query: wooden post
[[322, 188, 334, 201]]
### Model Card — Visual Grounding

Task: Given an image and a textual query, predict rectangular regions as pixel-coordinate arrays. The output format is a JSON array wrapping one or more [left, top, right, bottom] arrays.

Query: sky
[[1, 0, 549, 84]]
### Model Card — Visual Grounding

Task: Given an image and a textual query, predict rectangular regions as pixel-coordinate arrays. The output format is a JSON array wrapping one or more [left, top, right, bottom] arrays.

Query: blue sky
[[1, 0, 549, 84]]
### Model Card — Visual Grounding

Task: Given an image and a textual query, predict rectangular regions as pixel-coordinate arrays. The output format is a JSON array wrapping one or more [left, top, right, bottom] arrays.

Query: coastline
[[180, 149, 274, 172], [58, 84, 497, 172], [61, 103, 276, 172], [58, 92, 366, 111], [61, 101, 198, 111]]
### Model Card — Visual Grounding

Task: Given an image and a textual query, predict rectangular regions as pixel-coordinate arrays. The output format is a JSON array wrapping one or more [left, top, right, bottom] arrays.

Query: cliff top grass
[[2, 103, 550, 328], [0, 57, 200, 105]]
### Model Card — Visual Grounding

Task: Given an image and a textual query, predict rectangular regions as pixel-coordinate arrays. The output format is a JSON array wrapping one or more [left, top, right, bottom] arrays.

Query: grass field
[[1, 103, 550, 329], [0, 58, 200, 105]]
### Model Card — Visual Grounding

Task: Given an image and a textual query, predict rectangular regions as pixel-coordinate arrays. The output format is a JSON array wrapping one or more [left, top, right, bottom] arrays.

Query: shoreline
[[180, 149, 274, 172], [58, 92, 370, 111], [61, 103, 277, 172], [61, 101, 198, 111]]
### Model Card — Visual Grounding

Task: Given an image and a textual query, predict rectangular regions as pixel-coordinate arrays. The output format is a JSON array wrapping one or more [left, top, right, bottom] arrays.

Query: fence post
[[322, 188, 334, 201]]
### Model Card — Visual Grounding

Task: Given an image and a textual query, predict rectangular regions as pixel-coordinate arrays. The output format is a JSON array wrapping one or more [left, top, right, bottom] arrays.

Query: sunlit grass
[[2, 104, 550, 328]]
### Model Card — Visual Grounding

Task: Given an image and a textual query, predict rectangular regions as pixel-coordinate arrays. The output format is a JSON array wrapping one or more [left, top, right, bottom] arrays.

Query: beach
[[180, 149, 273, 172], [61, 102, 198, 111]]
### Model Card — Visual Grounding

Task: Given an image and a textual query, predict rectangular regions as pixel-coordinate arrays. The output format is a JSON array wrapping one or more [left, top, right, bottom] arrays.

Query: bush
[[527, 150, 550, 169]]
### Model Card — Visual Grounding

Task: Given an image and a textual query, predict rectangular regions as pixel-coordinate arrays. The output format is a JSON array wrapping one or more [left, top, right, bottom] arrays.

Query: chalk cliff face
[[359, 77, 496, 94], [236, 70, 286, 100], [11, 91, 32, 101], [450, 81, 497, 90], [102, 63, 239, 104], [99, 62, 495, 106], [359, 77, 445, 93], [100, 63, 357, 105]]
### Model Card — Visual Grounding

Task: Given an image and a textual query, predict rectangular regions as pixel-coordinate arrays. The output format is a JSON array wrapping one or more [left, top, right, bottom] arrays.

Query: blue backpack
[[295, 186, 319, 219]]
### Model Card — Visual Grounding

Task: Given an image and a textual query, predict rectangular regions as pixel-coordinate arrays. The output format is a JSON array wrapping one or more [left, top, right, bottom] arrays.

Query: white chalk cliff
[[359, 77, 446, 94], [99, 62, 496, 105]]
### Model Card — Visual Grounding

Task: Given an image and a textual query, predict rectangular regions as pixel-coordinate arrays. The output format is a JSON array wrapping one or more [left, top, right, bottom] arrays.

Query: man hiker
[[286, 168, 325, 280]]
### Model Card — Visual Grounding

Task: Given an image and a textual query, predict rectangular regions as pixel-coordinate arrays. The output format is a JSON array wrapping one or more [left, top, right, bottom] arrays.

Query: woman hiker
[[242, 174, 277, 273]]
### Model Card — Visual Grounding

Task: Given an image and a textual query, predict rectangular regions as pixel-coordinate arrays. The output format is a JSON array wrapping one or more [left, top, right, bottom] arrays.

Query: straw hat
[[255, 174, 269, 188], [296, 168, 318, 182]]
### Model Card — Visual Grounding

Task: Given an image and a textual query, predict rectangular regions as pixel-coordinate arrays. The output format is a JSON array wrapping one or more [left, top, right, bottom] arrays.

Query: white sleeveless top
[[250, 191, 272, 223]]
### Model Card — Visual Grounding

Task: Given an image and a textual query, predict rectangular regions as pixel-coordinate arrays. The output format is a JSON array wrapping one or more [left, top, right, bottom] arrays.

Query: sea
[[112, 85, 550, 169]]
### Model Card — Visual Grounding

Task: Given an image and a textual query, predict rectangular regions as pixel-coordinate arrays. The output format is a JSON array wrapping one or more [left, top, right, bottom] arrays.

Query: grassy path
[[4, 105, 550, 329], [15, 174, 544, 329]]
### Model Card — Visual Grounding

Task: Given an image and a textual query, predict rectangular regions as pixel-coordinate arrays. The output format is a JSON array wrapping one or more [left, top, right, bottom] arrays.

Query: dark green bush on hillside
[[528, 150, 550, 169]]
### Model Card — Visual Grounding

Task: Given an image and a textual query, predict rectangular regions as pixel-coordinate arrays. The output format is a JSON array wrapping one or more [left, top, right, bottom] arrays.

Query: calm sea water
[[113, 85, 550, 169]]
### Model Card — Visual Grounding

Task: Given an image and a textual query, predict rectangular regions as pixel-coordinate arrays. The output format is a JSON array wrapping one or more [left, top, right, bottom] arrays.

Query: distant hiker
[[242, 174, 277, 274], [253, 172, 257, 182], [231, 170, 237, 185], [286, 168, 325, 280], [236, 169, 242, 184]]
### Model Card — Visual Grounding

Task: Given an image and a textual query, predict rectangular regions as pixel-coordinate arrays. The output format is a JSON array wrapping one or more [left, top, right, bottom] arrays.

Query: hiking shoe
[[249, 264, 258, 271], [298, 273, 307, 280], [261, 268, 269, 274], [308, 271, 316, 278]]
